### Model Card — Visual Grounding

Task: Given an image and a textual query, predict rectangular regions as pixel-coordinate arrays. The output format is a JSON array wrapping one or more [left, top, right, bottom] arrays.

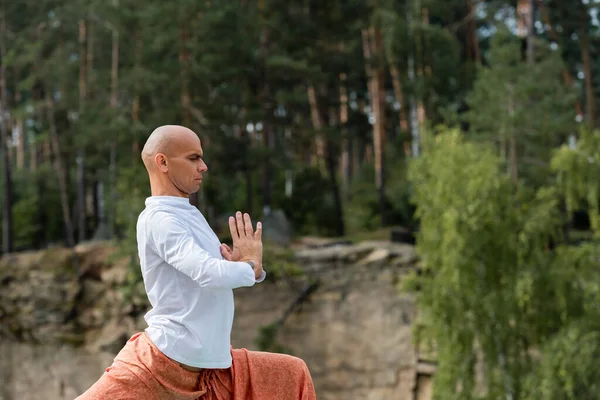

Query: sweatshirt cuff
[[255, 269, 267, 283]]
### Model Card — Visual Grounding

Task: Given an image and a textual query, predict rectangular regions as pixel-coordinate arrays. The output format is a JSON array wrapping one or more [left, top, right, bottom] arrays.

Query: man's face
[[164, 133, 208, 195]]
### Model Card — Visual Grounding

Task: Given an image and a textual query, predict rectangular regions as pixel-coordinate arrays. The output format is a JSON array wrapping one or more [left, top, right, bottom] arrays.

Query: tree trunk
[[30, 131, 37, 171], [517, 0, 530, 39], [246, 166, 254, 213], [6, 114, 12, 164], [580, 23, 595, 129], [509, 135, 518, 186], [389, 64, 409, 132], [46, 95, 75, 248], [466, 0, 481, 63], [107, 0, 119, 239], [327, 107, 345, 237], [243, 129, 254, 213], [326, 150, 345, 236], [132, 28, 141, 160], [406, 4, 420, 157], [362, 23, 387, 226], [312, 132, 326, 168], [417, 7, 428, 137], [0, 14, 13, 253], [82, 16, 95, 237], [238, 99, 255, 212], [180, 29, 191, 128], [179, 25, 205, 211], [76, 19, 87, 243], [307, 84, 345, 236], [258, 1, 273, 214], [526, 0, 535, 64], [339, 72, 351, 199], [507, 85, 518, 187], [284, 127, 292, 199], [180, 27, 192, 207], [14, 74, 25, 171], [536, 0, 583, 118], [86, 17, 95, 97], [307, 84, 324, 171], [514, 0, 531, 188], [261, 107, 273, 215], [307, 86, 323, 135], [15, 119, 24, 171], [373, 29, 386, 227], [29, 25, 45, 174]]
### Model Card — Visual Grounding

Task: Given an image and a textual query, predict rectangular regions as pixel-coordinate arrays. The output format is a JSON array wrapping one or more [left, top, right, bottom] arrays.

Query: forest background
[[2, 0, 600, 398]]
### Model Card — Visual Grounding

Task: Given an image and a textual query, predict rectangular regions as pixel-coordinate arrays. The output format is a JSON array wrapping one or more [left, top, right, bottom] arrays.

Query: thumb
[[220, 243, 233, 260]]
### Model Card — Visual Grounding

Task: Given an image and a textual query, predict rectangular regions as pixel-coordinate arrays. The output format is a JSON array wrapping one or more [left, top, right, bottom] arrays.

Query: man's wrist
[[242, 259, 262, 279]]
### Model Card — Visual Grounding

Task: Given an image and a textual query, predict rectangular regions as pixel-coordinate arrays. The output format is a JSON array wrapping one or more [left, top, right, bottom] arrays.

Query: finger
[[254, 221, 262, 241], [235, 211, 245, 238], [220, 244, 233, 260], [243, 213, 254, 237], [228, 216, 239, 241], [221, 243, 232, 253]]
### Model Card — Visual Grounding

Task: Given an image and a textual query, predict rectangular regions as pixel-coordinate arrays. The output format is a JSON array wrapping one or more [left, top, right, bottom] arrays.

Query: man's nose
[[199, 160, 208, 172]]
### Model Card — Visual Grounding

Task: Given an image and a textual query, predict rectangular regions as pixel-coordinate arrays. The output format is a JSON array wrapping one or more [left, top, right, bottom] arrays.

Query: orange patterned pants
[[76, 332, 317, 400]]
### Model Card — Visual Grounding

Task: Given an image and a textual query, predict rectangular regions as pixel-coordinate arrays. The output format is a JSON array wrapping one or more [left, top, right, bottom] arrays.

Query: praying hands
[[220, 211, 263, 280]]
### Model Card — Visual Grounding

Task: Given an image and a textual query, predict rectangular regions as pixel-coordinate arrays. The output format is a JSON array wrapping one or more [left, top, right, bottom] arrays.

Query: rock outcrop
[[0, 238, 434, 400]]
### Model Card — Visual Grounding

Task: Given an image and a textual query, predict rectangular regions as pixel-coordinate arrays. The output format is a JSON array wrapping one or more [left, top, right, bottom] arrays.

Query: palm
[[220, 242, 243, 262], [220, 211, 263, 270], [230, 246, 242, 261]]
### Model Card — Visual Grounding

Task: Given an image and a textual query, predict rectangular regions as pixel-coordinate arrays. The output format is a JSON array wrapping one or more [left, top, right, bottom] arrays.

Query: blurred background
[[1, 0, 600, 399]]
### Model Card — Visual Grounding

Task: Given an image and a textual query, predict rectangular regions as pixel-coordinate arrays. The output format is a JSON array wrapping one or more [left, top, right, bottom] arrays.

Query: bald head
[[140, 125, 208, 197], [141, 125, 199, 170]]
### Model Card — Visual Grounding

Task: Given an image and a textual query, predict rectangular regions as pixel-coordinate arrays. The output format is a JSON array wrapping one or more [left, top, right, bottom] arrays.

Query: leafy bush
[[280, 166, 339, 236], [344, 154, 416, 233]]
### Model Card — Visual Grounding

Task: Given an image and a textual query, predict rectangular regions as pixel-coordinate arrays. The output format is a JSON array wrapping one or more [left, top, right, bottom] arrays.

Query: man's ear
[[155, 153, 169, 172]]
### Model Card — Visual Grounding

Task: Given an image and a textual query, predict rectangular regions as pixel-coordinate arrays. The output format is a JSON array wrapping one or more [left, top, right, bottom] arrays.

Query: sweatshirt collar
[[145, 195, 194, 209]]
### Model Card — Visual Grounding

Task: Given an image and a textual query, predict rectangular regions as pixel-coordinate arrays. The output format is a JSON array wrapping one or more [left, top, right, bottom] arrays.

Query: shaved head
[[142, 125, 199, 170], [141, 125, 208, 197]]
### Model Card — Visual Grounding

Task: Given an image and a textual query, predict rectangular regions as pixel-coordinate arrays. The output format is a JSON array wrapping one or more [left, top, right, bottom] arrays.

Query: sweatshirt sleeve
[[147, 211, 257, 289], [256, 269, 266, 283]]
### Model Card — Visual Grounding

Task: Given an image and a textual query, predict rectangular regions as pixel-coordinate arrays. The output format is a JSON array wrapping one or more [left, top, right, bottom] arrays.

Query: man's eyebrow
[[187, 151, 203, 157]]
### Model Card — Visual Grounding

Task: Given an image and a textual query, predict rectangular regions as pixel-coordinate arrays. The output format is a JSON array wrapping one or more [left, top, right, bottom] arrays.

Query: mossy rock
[[55, 331, 87, 346], [40, 248, 78, 276]]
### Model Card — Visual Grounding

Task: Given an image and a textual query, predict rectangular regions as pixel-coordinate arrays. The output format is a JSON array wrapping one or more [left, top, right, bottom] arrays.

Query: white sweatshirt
[[136, 196, 265, 368]]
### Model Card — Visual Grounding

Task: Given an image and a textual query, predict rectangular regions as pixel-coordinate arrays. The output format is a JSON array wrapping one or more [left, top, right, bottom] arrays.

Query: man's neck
[[149, 179, 187, 198]]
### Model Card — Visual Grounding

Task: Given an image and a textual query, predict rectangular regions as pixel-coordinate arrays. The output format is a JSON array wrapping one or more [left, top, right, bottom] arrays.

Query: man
[[77, 125, 316, 399]]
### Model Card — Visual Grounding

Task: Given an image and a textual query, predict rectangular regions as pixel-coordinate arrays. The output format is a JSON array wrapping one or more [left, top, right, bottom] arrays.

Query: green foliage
[[345, 149, 416, 233], [2, 167, 67, 250], [407, 126, 600, 399], [408, 128, 519, 398], [12, 183, 41, 250], [384, 152, 418, 230], [112, 165, 149, 298], [255, 322, 289, 354], [261, 242, 304, 282], [466, 28, 578, 187], [525, 320, 600, 400], [344, 163, 383, 232], [2, 2, 600, 397], [551, 129, 600, 234], [0, 0, 493, 254], [402, 22, 599, 399], [281, 167, 340, 236], [379, 0, 464, 124], [518, 129, 600, 399]]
